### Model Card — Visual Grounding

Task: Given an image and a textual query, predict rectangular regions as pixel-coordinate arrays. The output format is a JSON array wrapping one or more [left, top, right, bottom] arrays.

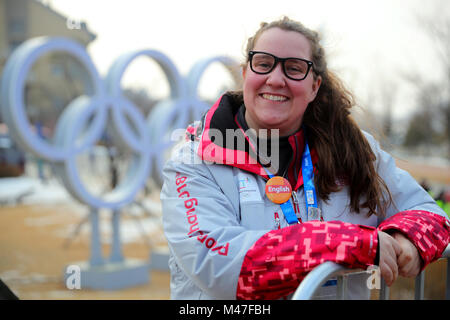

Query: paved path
[[0, 203, 170, 299]]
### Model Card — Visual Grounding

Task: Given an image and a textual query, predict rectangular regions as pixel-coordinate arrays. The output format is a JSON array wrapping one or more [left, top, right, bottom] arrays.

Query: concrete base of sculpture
[[65, 259, 150, 290], [149, 246, 170, 271]]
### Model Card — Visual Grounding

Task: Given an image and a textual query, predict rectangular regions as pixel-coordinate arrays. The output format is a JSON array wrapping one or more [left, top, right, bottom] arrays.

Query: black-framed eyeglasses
[[248, 51, 315, 81]]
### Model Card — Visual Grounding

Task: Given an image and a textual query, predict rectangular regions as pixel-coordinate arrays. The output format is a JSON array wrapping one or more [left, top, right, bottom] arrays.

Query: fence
[[292, 244, 450, 300]]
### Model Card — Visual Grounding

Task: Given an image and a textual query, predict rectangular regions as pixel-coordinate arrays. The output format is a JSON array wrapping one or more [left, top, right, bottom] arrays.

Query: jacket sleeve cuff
[[378, 210, 450, 270], [236, 220, 378, 300]]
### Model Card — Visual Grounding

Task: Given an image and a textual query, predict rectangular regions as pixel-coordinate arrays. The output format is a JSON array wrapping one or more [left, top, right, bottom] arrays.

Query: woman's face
[[243, 27, 321, 136]]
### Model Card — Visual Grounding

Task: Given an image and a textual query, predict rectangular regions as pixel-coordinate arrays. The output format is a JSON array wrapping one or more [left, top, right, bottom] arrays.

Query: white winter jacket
[[161, 93, 450, 300]]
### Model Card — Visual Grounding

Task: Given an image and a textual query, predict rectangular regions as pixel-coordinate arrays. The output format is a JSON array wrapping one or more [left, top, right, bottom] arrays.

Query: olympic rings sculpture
[[1, 37, 240, 210]]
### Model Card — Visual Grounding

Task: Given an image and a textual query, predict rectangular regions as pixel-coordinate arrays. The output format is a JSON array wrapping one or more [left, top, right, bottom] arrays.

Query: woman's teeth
[[261, 94, 288, 102]]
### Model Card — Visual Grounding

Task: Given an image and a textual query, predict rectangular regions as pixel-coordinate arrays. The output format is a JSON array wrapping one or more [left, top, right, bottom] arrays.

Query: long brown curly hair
[[234, 16, 392, 217]]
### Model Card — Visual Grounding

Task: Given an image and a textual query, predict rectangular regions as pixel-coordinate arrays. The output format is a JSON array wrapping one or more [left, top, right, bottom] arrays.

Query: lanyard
[[301, 136, 321, 221], [263, 134, 321, 224]]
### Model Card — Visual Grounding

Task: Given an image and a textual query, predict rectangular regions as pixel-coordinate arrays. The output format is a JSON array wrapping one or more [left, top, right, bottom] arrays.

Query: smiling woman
[[161, 16, 449, 300], [242, 28, 321, 136], [236, 17, 389, 217]]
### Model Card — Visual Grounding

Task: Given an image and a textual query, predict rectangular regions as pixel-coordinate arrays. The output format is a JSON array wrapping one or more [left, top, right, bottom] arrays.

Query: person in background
[[436, 189, 450, 216], [161, 16, 449, 299]]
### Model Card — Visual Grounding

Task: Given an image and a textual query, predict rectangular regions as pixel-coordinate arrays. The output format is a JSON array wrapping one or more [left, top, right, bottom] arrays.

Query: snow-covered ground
[[0, 176, 73, 205], [0, 174, 165, 245]]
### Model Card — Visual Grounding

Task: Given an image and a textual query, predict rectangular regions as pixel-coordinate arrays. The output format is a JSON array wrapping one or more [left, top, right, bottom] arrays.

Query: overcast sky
[[47, 0, 450, 119]]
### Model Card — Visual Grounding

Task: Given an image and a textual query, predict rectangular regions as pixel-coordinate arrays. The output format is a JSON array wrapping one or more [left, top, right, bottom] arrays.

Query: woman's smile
[[259, 93, 289, 102]]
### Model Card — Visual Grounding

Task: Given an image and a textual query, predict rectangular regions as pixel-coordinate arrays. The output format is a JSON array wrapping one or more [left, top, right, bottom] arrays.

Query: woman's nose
[[266, 63, 286, 87]]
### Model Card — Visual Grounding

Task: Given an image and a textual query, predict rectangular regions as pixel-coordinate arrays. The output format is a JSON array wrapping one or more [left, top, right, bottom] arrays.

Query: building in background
[[0, 0, 95, 57], [0, 0, 97, 177]]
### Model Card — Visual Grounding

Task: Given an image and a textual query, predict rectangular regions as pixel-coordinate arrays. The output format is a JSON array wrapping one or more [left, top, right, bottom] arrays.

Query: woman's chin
[[257, 121, 286, 132]]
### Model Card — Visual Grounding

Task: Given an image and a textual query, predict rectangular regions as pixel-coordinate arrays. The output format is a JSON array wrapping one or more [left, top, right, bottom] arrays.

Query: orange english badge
[[265, 176, 292, 204]]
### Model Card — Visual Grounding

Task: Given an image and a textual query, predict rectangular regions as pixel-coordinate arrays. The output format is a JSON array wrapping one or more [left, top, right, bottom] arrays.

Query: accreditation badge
[[265, 176, 292, 204], [308, 206, 322, 221]]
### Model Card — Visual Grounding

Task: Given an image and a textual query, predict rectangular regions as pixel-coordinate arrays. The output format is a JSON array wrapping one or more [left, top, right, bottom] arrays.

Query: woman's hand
[[391, 232, 422, 278], [377, 231, 402, 286]]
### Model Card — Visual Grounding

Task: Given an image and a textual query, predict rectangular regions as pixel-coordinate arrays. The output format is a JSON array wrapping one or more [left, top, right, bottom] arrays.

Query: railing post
[[293, 244, 449, 300], [414, 271, 425, 300], [379, 278, 390, 300], [446, 258, 450, 300], [291, 262, 346, 300], [336, 275, 348, 300]]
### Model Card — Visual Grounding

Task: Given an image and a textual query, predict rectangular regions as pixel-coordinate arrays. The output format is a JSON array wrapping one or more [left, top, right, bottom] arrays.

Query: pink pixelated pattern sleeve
[[236, 220, 378, 300], [378, 210, 450, 270]]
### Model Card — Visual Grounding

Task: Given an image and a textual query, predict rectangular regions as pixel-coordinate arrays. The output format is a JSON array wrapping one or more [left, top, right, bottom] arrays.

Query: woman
[[161, 17, 449, 299]]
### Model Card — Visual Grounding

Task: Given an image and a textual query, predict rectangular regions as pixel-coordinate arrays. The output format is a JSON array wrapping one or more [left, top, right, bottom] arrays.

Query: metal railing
[[292, 244, 450, 300]]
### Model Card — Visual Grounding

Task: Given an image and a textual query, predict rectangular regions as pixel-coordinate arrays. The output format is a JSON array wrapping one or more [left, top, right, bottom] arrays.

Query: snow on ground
[[0, 176, 73, 205], [0, 175, 164, 245]]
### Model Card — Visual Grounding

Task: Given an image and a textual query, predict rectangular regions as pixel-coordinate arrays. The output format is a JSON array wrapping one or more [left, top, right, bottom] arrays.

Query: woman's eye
[[286, 64, 307, 74], [258, 63, 271, 68]]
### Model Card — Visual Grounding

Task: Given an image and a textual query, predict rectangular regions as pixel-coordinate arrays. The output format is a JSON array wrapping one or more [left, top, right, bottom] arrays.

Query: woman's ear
[[310, 75, 322, 101], [313, 75, 322, 94]]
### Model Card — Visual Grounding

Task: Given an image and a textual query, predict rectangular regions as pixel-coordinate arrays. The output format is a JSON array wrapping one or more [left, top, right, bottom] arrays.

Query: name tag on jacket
[[237, 171, 262, 204]]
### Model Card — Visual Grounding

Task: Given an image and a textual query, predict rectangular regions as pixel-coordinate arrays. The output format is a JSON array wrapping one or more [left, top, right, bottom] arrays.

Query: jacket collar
[[196, 93, 318, 189]]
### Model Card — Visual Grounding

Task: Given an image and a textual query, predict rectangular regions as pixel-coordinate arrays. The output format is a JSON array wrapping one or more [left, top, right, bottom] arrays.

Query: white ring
[[0, 37, 240, 207]]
